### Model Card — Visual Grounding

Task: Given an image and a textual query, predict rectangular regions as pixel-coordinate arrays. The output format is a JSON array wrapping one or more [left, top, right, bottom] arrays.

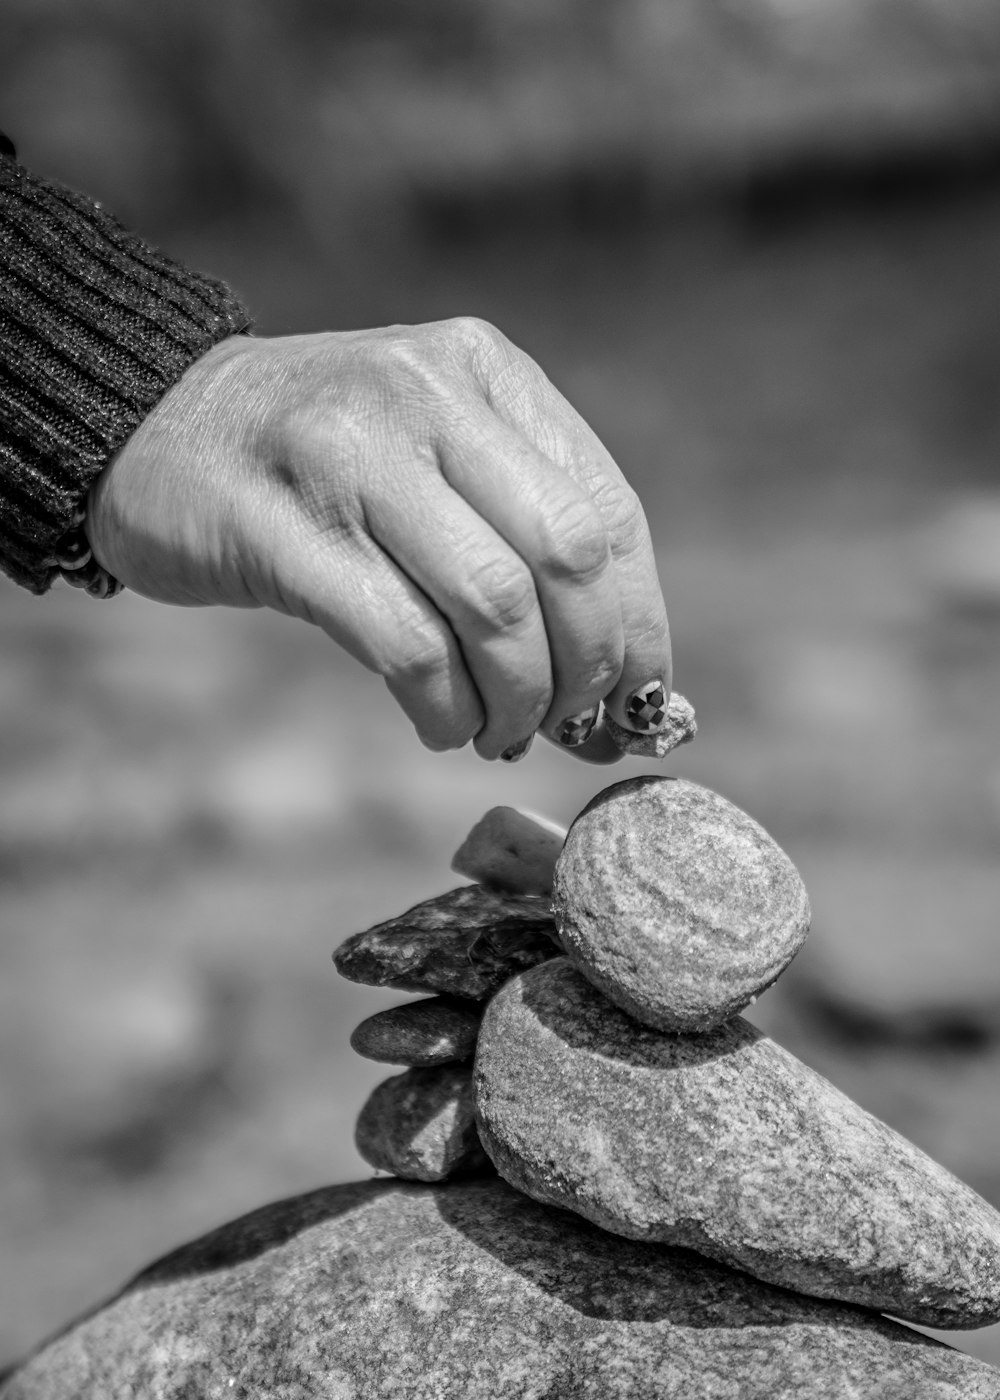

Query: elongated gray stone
[[474, 958, 1000, 1330], [6, 1176, 999, 1400], [355, 1063, 490, 1181], [350, 996, 482, 1065], [553, 776, 810, 1031], [333, 884, 559, 999]]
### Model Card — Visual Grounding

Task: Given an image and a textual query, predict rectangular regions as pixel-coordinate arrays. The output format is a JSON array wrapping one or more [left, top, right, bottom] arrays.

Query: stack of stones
[[10, 697, 1000, 1398], [335, 693, 1000, 1336]]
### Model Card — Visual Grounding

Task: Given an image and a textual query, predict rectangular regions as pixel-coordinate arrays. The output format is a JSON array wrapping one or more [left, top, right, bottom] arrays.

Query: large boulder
[[4, 1176, 999, 1399]]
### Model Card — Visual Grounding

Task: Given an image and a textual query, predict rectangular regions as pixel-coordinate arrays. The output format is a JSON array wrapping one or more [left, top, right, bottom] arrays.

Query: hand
[[87, 318, 672, 762]]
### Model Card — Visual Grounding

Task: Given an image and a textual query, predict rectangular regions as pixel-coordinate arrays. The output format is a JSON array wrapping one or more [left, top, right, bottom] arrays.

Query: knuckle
[[444, 316, 503, 354], [385, 629, 453, 688], [556, 646, 623, 716], [594, 481, 648, 553], [586, 651, 625, 695], [536, 498, 610, 584], [465, 558, 537, 633], [375, 334, 443, 394]]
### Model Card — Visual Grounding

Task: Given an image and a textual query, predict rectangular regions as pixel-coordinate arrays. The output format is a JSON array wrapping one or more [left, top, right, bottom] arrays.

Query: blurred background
[[2, 0, 1000, 1371]]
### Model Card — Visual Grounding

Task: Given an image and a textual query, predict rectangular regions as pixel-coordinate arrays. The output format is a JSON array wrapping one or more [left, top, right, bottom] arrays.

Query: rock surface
[[350, 996, 482, 1066], [6, 1175, 1000, 1400], [553, 776, 810, 1031], [604, 690, 698, 758], [355, 1063, 489, 1181], [333, 884, 559, 999], [451, 806, 566, 895], [474, 959, 1000, 1330]]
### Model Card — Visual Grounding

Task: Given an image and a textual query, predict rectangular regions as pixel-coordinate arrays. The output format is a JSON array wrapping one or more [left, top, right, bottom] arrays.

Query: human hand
[[87, 319, 671, 762]]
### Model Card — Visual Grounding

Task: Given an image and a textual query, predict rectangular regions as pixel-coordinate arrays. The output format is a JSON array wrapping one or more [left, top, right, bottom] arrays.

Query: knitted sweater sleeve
[[0, 134, 253, 594]]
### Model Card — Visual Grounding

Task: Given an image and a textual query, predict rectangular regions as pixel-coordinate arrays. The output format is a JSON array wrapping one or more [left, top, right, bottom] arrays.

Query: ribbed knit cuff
[[0, 150, 253, 593]]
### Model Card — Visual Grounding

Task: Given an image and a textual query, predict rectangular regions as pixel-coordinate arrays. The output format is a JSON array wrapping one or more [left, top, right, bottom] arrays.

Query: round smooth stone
[[552, 775, 810, 1032], [350, 997, 482, 1066]]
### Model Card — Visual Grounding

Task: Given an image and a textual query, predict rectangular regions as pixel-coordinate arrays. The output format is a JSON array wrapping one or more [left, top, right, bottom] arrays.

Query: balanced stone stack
[[328, 692, 1000, 1391], [8, 696, 1000, 1398]]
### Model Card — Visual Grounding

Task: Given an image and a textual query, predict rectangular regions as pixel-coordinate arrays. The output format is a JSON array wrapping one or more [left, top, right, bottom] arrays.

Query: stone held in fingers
[[12, 1177, 1000, 1400], [350, 996, 482, 1066], [333, 884, 560, 1000], [474, 958, 1000, 1330], [553, 775, 810, 1032], [451, 806, 566, 896], [355, 1063, 490, 1182], [604, 690, 697, 758]]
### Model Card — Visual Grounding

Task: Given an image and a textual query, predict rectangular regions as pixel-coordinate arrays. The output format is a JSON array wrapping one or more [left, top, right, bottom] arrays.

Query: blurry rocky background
[[1, 0, 1000, 1372]]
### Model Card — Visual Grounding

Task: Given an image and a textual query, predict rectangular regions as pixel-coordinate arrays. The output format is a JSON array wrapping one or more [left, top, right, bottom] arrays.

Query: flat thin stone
[[333, 884, 559, 999], [604, 690, 697, 758], [7, 1177, 999, 1400], [355, 1063, 489, 1181], [350, 996, 482, 1066], [451, 806, 566, 895], [474, 958, 1000, 1330], [553, 775, 810, 1031]]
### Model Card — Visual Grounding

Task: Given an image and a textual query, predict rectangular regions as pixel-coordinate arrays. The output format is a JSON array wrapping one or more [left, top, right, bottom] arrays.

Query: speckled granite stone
[[553, 776, 810, 1031], [451, 806, 566, 895], [475, 959, 1000, 1330], [6, 1176, 999, 1400], [350, 996, 482, 1066], [333, 885, 559, 999], [604, 691, 697, 758], [355, 1063, 490, 1181]]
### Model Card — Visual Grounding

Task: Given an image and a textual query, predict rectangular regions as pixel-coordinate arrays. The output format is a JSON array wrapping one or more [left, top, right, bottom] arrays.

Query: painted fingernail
[[555, 706, 600, 748], [499, 734, 534, 763], [624, 680, 669, 733]]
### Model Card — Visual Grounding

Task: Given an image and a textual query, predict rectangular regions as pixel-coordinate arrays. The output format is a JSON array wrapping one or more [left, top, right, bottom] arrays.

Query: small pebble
[[350, 996, 482, 1066], [451, 806, 566, 896], [355, 1063, 490, 1182], [604, 690, 697, 758]]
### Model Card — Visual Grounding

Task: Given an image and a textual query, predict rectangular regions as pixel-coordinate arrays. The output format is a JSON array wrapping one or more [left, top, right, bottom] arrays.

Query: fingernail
[[624, 680, 668, 733], [500, 734, 534, 763], [555, 706, 600, 748]]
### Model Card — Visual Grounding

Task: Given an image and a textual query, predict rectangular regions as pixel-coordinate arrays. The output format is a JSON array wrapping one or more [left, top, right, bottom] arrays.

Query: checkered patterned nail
[[624, 680, 669, 733], [500, 734, 534, 763], [555, 706, 600, 747]]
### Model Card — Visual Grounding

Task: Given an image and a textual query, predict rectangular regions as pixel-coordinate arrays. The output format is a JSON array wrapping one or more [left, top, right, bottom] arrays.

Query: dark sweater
[[0, 135, 252, 593]]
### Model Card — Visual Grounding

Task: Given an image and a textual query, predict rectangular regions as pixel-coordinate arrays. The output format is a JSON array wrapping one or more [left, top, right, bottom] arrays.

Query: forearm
[[0, 133, 252, 593]]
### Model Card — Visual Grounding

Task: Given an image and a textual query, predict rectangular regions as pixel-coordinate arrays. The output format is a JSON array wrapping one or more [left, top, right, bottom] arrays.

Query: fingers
[[540, 715, 624, 765], [474, 339, 673, 737], [434, 405, 628, 750], [266, 509, 485, 753], [362, 470, 554, 760]]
